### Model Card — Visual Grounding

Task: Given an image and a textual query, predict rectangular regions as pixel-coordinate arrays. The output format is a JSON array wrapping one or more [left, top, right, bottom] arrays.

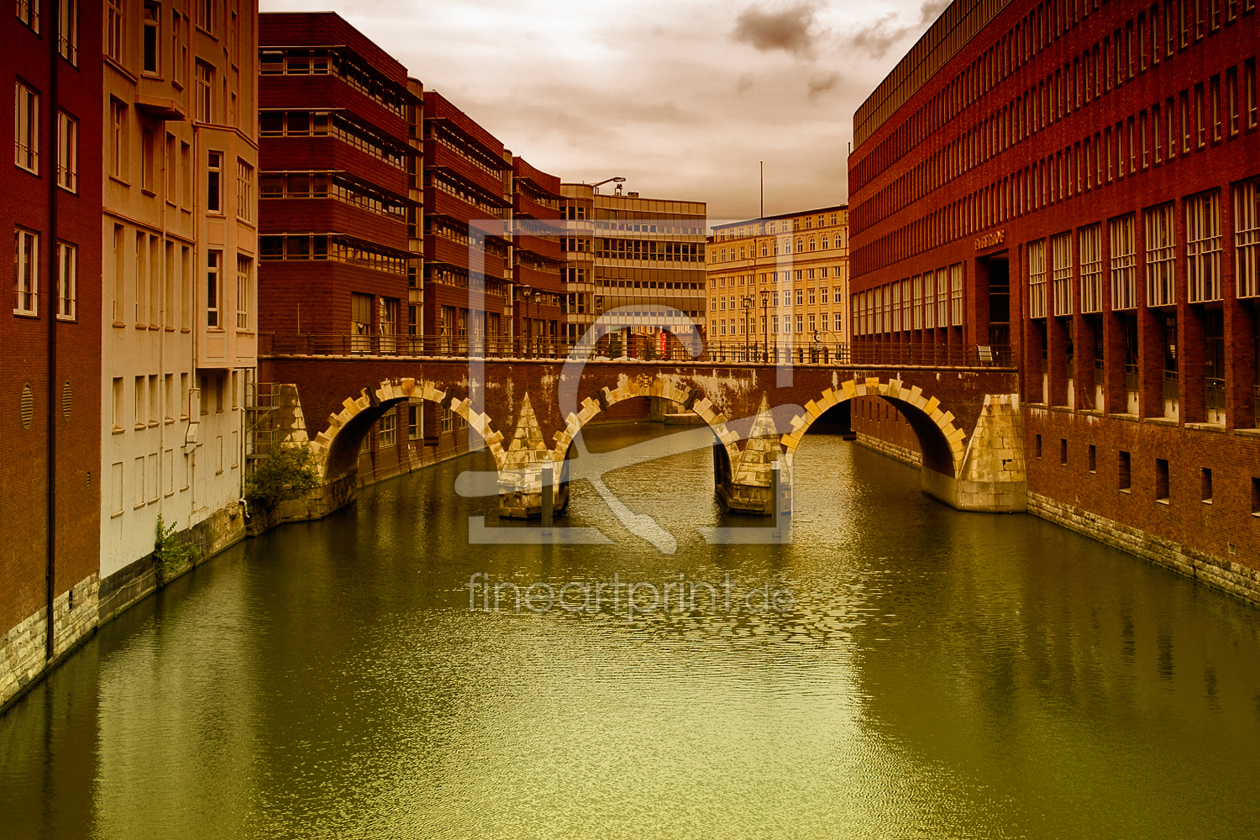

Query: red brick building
[[257, 13, 418, 346], [420, 91, 512, 353], [511, 156, 564, 353], [849, 0, 1260, 602], [2, 2, 103, 707]]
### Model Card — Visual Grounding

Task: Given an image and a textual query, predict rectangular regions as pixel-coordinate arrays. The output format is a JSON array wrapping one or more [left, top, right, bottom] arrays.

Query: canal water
[[3, 424, 1259, 839]]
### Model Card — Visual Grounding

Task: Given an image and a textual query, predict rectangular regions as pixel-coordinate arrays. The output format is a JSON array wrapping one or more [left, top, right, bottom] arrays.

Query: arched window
[[796, 238, 804, 252], [773, 242, 780, 256], [822, 237, 829, 249], [809, 238, 817, 251]]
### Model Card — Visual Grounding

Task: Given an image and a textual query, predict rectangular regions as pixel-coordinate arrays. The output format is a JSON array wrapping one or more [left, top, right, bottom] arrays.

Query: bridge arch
[[781, 376, 966, 478], [550, 372, 742, 471], [311, 378, 507, 481]]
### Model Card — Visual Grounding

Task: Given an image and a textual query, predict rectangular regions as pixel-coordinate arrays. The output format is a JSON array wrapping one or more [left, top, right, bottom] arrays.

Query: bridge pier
[[920, 394, 1027, 513]]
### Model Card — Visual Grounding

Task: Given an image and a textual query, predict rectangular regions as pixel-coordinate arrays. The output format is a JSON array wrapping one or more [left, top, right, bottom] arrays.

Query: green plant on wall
[[245, 442, 320, 512], [154, 515, 199, 583]]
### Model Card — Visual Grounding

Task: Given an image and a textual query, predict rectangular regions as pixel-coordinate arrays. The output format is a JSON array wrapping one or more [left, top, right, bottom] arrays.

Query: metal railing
[[1163, 370, 1180, 402], [258, 333, 1013, 368], [1205, 378, 1226, 412], [1124, 364, 1139, 393]]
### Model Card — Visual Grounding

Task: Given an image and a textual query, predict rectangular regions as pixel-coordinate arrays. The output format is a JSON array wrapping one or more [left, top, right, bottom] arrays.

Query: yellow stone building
[[707, 206, 850, 355]]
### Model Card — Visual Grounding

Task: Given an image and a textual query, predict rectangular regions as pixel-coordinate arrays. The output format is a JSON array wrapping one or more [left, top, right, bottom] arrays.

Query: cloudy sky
[[259, 0, 948, 223]]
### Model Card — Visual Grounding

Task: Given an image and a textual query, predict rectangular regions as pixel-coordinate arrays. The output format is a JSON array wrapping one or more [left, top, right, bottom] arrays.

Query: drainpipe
[[45, 13, 60, 661]]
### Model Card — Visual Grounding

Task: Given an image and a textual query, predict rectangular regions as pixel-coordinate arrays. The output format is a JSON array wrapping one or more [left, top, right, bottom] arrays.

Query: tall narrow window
[[206, 251, 221, 327], [206, 151, 222, 213], [236, 255, 251, 328], [1145, 204, 1176, 306], [14, 228, 39, 315], [1051, 232, 1073, 316], [1233, 179, 1260, 299], [58, 0, 77, 63], [110, 98, 125, 179], [143, 2, 160, 75], [236, 159, 252, 221], [1186, 191, 1222, 302], [172, 9, 185, 87], [195, 60, 213, 123], [1109, 214, 1137, 310], [56, 110, 77, 192], [1028, 239, 1048, 318], [17, 0, 40, 32], [56, 241, 76, 320], [197, 0, 213, 32], [14, 82, 39, 173], [1080, 224, 1102, 313], [107, 0, 122, 63]]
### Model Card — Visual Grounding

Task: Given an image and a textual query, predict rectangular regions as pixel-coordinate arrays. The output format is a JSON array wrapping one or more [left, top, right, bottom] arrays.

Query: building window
[[109, 98, 126, 179], [1119, 451, 1131, 491], [17, 0, 40, 32], [206, 250, 221, 327], [206, 151, 222, 213], [1155, 458, 1170, 501], [58, 0, 77, 63], [950, 264, 962, 326], [1235, 179, 1260, 299], [143, 1, 160, 74], [1028, 239, 1047, 318], [172, 9, 185, 87], [1050, 233, 1072, 316], [106, 0, 122, 62], [236, 255, 251, 328], [379, 409, 397, 448], [236, 160, 252, 221], [56, 110, 77, 192], [197, 0, 213, 32], [1109, 214, 1137, 309], [14, 82, 38, 173], [1079, 225, 1102, 313], [1186, 191, 1222, 302], [195, 60, 214, 122], [1144, 204, 1176, 306], [14, 227, 39, 315], [56, 241, 76, 320]]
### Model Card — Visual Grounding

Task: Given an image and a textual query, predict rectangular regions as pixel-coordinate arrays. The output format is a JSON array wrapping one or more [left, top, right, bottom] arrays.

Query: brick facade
[[2, 3, 103, 709], [850, 0, 1260, 602]]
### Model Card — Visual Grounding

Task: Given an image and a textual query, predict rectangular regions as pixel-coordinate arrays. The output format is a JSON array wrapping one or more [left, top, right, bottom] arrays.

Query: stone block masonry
[[2, 574, 100, 711]]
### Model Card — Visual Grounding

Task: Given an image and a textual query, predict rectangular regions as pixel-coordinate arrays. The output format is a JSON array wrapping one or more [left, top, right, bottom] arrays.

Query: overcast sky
[[259, 0, 948, 223]]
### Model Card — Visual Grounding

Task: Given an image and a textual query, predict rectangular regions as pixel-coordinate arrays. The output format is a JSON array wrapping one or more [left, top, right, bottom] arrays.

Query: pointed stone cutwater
[[717, 393, 782, 515], [499, 394, 558, 518]]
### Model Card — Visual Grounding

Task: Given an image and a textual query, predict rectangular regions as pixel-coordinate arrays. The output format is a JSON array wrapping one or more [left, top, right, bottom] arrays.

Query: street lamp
[[741, 296, 755, 361]]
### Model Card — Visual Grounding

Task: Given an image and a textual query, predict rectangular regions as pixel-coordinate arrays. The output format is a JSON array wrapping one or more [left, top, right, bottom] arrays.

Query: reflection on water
[[2, 424, 1259, 839]]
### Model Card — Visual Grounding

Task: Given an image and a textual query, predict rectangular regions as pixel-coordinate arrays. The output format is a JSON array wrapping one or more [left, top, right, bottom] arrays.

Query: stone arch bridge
[[257, 357, 1026, 518]]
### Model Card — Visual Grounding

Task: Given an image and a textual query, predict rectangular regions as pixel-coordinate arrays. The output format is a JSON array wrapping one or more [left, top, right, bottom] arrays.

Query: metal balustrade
[[258, 333, 1014, 368]]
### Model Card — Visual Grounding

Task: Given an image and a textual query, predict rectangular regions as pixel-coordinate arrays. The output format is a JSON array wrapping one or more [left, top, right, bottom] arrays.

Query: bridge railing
[[258, 333, 1012, 368]]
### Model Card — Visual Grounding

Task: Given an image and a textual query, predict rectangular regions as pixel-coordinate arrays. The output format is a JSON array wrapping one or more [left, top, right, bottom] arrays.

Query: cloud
[[847, 0, 949, 59], [730, 2, 820, 58], [807, 71, 839, 100], [736, 73, 755, 93]]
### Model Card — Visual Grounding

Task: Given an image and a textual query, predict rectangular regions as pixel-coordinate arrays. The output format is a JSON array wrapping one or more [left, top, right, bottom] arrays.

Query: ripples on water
[[2, 423, 1260, 839]]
